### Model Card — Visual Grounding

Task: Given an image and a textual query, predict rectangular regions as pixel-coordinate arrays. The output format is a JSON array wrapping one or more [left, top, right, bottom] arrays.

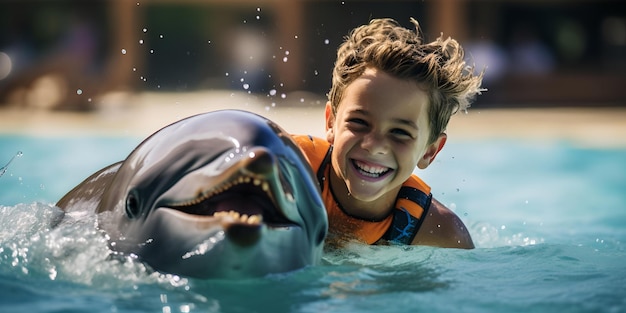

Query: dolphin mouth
[[163, 172, 295, 229]]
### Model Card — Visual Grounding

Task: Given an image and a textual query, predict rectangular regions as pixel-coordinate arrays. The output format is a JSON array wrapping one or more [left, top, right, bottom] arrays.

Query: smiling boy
[[294, 18, 483, 248]]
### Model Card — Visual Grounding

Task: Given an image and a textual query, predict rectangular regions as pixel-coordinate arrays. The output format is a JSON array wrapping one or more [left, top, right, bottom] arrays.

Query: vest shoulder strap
[[292, 135, 332, 189], [383, 186, 432, 244]]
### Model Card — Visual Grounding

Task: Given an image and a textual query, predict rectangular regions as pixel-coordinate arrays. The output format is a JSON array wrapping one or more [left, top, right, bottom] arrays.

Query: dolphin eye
[[125, 193, 140, 218]]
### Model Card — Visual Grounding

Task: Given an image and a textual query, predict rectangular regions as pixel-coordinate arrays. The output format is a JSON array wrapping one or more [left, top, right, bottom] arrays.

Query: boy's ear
[[417, 133, 447, 169], [325, 102, 335, 143]]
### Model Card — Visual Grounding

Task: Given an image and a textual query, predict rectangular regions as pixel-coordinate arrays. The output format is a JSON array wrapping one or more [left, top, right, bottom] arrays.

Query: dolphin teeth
[[247, 215, 262, 224], [214, 210, 263, 224], [170, 173, 277, 221]]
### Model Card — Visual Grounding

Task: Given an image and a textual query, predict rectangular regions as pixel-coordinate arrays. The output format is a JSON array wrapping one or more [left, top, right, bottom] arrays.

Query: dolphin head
[[96, 110, 327, 278]]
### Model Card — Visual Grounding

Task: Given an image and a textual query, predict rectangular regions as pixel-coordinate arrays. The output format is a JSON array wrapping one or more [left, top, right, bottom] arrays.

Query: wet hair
[[328, 18, 484, 144]]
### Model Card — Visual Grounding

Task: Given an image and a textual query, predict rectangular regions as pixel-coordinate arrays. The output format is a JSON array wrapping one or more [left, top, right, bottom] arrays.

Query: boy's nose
[[361, 132, 389, 155]]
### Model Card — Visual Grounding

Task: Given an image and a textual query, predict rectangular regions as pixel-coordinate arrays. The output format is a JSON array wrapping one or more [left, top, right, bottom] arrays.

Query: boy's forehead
[[344, 69, 429, 106], [337, 70, 431, 126]]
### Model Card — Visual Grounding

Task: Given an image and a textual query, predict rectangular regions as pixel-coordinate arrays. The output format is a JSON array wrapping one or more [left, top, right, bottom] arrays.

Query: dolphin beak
[[155, 147, 298, 247], [150, 207, 263, 247]]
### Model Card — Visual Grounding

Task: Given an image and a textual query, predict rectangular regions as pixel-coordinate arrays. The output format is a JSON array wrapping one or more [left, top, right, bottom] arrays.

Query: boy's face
[[325, 67, 446, 205]]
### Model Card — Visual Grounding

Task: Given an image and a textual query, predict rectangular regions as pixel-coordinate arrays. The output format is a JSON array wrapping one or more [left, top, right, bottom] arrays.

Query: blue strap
[[383, 187, 432, 244]]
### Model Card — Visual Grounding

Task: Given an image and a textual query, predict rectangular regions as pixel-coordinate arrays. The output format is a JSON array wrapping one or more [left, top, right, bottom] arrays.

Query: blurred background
[[0, 0, 625, 112]]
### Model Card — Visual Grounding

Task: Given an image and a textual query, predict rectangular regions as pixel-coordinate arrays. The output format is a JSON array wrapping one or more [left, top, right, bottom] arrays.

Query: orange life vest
[[293, 134, 432, 245]]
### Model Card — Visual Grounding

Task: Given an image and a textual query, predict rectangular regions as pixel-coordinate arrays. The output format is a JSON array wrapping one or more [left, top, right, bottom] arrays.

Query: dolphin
[[55, 109, 327, 278]]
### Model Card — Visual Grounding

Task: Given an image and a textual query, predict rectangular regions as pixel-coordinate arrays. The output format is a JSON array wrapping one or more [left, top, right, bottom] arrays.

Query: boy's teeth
[[354, 160, 388, 176]]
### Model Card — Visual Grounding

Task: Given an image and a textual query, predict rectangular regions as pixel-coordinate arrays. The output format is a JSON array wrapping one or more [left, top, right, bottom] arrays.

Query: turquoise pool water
[[1, 135, 625, 312]]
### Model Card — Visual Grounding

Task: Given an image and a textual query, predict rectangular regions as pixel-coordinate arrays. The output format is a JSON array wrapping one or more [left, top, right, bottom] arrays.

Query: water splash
[[0, 151, 22, 178], [0, 203, 156, 287]]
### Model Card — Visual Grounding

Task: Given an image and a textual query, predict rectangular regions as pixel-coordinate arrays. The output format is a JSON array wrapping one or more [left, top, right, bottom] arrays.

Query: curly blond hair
[[328, 18, 484, 144]]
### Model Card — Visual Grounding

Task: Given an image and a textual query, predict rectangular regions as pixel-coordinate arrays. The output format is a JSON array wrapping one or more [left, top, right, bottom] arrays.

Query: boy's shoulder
[[291, 134, 328, 147], [405, 173, 431, 194], [413, 197, 475, 248], [291, 134, 331, 168]]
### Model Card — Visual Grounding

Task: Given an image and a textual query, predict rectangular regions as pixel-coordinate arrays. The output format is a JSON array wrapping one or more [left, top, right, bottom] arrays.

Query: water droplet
[[256, 15, 260, 20], [280, 93, 286, 99], [17, 151, 22, 157], [132, 67, 137, 72], [300, 98, 304, 103], [150, 49, 154, 54], [243, 83, 250, 90], [324, 39, 330, 45], [314, 70, 319, 76], [285, 51, 290, 55], [121, 49, 127, 55], [142, 28, 147, 33], [282, 57, 288, 62], [87, 98, 92, 102], [225, 72, 229, 76], [159, 34, 164, 39], [139, 39, 144, 45], [76, 89, 82, 95], [269, 89, 277, 96]]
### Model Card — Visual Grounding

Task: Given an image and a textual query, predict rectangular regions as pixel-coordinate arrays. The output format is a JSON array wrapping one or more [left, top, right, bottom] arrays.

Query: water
[[1, 135, 625, 312]]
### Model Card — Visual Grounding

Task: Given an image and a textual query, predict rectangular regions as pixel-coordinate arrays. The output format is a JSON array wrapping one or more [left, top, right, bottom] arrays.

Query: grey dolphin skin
[[55, 110, 328, 279]]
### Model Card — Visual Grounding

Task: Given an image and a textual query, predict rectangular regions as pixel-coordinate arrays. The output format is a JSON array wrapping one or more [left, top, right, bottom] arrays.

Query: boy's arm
[[412, 197, 475, 249]]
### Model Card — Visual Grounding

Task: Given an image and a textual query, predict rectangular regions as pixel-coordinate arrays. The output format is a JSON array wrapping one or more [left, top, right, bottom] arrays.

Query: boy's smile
[[351, 159, 393, 181], [325, 67, 445, 220]]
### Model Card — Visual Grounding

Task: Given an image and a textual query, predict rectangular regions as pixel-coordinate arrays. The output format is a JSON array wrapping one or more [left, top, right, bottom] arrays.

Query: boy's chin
[[346, 178, 395, 202]]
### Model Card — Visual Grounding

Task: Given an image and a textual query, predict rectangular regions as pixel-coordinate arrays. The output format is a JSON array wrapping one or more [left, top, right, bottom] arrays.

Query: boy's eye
[[390, 128, 414, 139], [347, 118, 368, 127]]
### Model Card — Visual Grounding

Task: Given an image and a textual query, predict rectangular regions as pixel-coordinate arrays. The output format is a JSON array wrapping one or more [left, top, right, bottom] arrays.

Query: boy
[[294, 18, 483, 248]]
